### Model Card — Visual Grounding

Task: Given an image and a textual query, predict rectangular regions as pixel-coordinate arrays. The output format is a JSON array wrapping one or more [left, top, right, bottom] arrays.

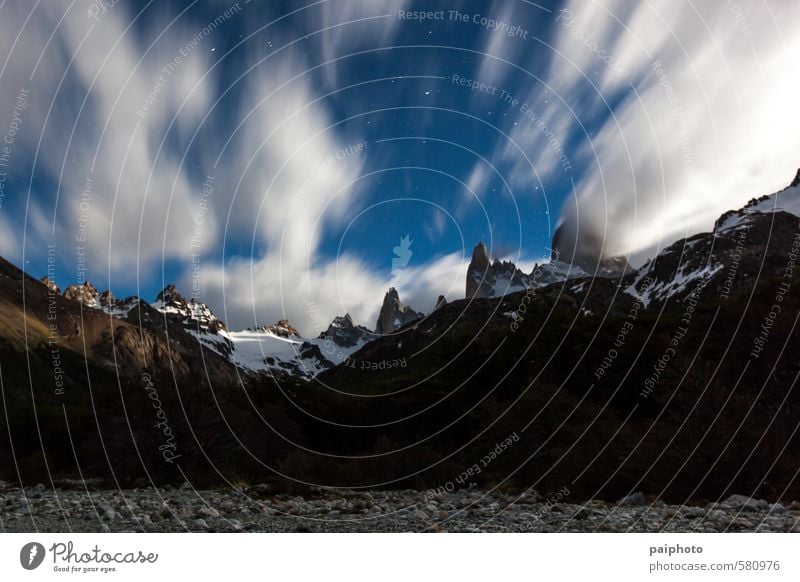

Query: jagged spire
[[375, 287, 422, 334], [466, 241, 493, 299], [40, 276, 60, 295], [156, 284, 182, 303], [63, 281, 99, 307]]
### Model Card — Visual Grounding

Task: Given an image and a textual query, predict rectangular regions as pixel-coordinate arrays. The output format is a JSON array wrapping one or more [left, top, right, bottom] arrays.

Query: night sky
[[1, 0, 798, 332]]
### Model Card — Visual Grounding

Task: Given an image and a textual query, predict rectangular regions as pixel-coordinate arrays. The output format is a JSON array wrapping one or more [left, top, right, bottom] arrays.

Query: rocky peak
[[466, 241, 494, 299], [155, 284, 183, 305], [375, 287, 422, 334], [434, 295, 447, 310], [256, 319, 301, 338], [152, 284, 226, 333], [471, 241, 491, 270], [331, 314, 355, 328], [58, 280, 139, 317], [94, 290, 141, 318], [319, 313, 372, 348], [466, 242, 532, 299], [99, 290, 115, 307], [63, 281, 99, 307], [716, 167, 800, 232], [40, 276, 60, 295], [465, 233, 629, 300]]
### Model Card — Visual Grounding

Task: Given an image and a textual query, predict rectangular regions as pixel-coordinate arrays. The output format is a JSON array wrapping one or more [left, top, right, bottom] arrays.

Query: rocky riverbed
[[2, 482, 798, 533]]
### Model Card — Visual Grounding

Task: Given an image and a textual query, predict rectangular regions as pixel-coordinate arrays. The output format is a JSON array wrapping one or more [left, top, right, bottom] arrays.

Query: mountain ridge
[[8, 167, 800, 383], [2, 169, 800, 500]]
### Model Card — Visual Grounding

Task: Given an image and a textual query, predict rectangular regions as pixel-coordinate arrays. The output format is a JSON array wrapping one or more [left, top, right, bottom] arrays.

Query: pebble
[[618, 492, 647, 507], [725, 494, 768, 512], [769, 503, 787, 514], [0, 484, 797, 533], [196, 506, 220, 518]]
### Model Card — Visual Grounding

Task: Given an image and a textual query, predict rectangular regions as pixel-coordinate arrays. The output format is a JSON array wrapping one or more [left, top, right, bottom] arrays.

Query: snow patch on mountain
[[55, 279, 375, 379], [628, 262, 724, 307], [100, 297, 140, 318], [716, 176, 800, 232], [220, 328, 370, 379], [466, 241, 597, 300]]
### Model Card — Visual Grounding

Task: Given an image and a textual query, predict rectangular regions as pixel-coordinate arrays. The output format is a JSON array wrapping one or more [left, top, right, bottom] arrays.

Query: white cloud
[[190, 251, 468, 335], [0, 1, 219, 282], [391, 251, 469, 314], [473, 1, 523, 85], [315, 0, 410, 90], [465, 162, 490, 198], [545, 0, 800, 262]]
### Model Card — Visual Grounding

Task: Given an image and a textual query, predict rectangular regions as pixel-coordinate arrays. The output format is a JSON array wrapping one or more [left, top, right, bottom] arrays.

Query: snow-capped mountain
[[47, 278, 375, 380], [218, 316, 371, 378], [40, 168, 800, 380], [627, 168, 800, 307], [715, 169, 800, 232], [318, 314, 372, 347], [58, 280, 142, 318], [63, 281, 100, 308], [466, 241, 535, 299], [97, 290, 142, 319], [465, 239, 624, 300], [151, 284, 227, 334]]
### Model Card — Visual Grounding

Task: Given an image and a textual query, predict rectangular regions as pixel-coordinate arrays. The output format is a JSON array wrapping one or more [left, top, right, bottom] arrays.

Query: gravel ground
[[2, 482, 798, 533]]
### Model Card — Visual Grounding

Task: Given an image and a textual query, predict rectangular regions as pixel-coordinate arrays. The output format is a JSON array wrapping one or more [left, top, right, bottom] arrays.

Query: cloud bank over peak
[[547, 0, 800, 263]]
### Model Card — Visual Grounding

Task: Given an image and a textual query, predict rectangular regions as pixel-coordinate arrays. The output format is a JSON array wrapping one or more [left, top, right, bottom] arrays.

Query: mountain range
[[1, 169, 799, 501], [19, 206, 635, 382]]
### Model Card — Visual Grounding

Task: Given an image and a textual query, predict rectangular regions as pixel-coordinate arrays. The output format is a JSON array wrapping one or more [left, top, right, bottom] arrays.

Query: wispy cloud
[[546, 0, 800, 261], [0, 2, 220, 281]]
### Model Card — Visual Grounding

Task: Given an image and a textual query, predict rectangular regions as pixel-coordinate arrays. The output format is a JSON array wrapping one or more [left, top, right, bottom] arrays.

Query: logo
[[20, 542, 45, 570], [391, 234, 413, 275]]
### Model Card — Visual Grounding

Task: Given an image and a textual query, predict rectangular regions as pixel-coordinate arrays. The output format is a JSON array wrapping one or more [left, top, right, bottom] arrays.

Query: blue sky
[[1, 0, 799, 332]]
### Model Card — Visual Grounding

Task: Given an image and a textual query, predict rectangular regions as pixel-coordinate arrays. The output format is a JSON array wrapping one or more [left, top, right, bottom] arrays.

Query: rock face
[[466, 241, 492, 299], [254, 319, 301, 338], [151, 284, 226, 334], [60, 282, 140, 318], [375, 287, 422, 334], [629, 170, 800, 308], [466, 242, 534, 299], [791, 168, 800, 188], [63, 281, 100, 307], [98, 290, 115, 308], [465, 226, 631, 300], [466, 242, 566, 300], [40, 276, 60, 294], [318, 314, 372, 347], [101, 324, 189, 378]]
